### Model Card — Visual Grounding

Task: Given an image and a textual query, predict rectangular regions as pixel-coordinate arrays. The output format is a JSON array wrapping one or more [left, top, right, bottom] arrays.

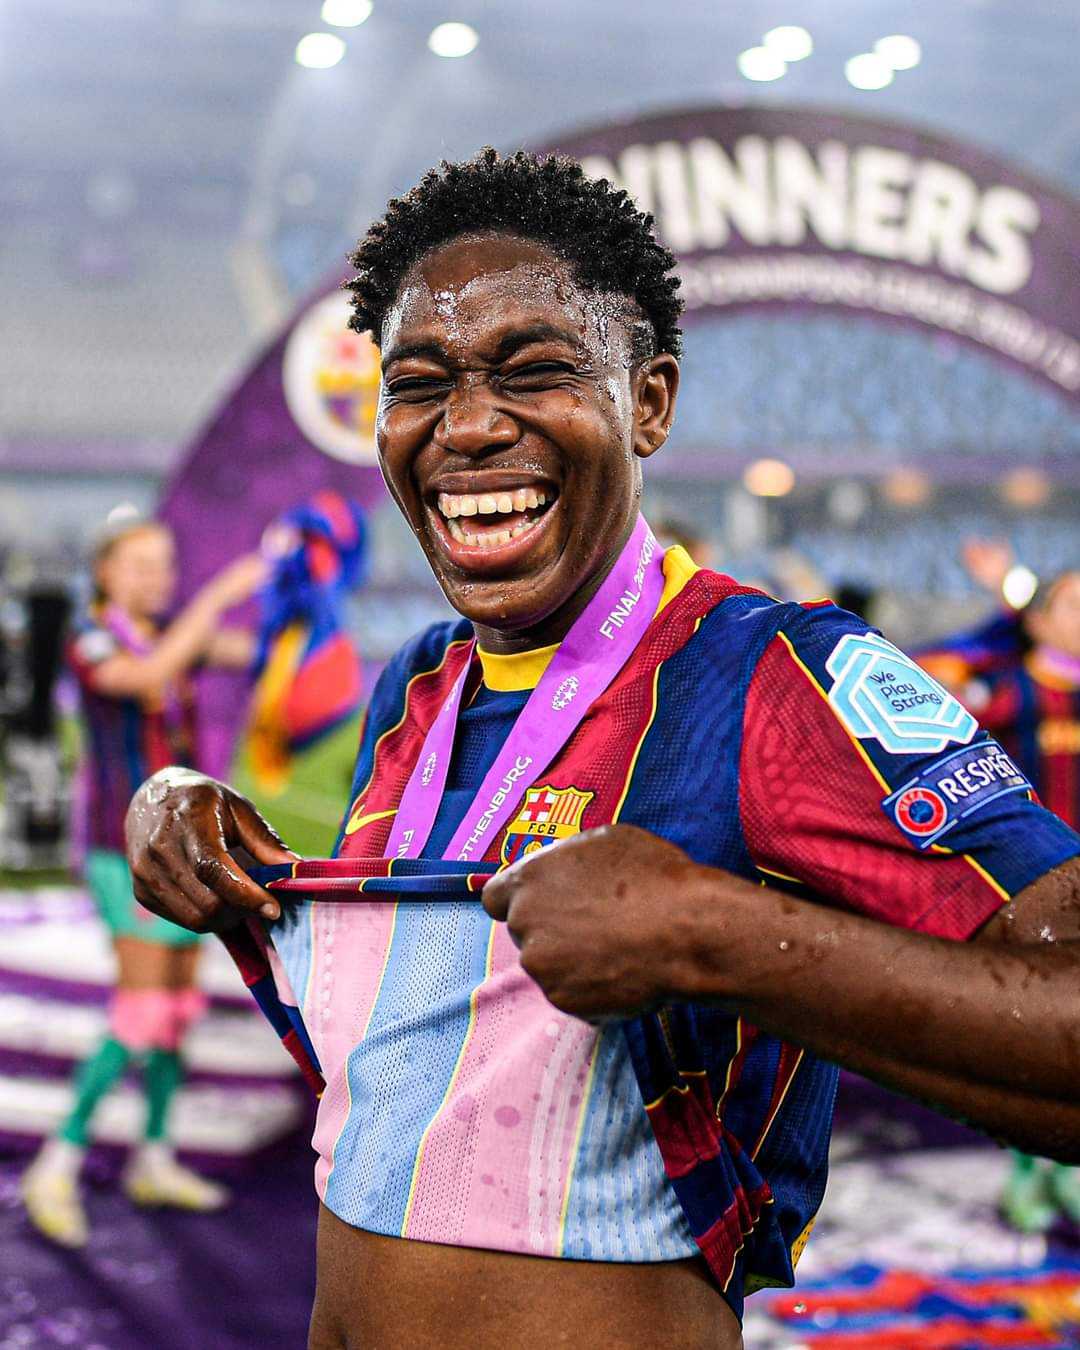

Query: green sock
[[143, 1049, 183, 1142], [1001, 1150, 1056, 1233], [59, 1037, 132, 1146]]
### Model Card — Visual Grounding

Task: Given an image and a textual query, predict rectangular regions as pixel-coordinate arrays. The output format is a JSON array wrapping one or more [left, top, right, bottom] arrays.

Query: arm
[[203, 627, 257, 671], [89, 554, 266, 700], [486, 609, 1080, 1160], [482, 830, 1080, 1161], [670, 852, 1080, 1158]]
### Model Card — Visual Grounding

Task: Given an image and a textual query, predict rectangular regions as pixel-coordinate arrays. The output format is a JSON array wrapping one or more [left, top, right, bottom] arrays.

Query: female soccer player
[[21, 515, 266, 1247], [124, 152, 1080, 1349], [924, 565, 1080, 1232]]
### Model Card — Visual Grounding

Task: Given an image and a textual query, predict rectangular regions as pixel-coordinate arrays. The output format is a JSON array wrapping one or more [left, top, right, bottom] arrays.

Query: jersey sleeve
[[739, 603, 1080, 939], [66, 621, 120, 690]]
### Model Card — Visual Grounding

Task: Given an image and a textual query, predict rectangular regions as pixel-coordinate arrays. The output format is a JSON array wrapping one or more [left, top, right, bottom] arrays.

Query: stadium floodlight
[[874, 35, 921, 70], [321, 0, 373, 26], [428, 22, 479, 58], [743, 459, 795, 497], [737, 46, 787, 82], [845, 52, 894, 90], [295, 33, 347, 69], [763, 26, 813, 62]]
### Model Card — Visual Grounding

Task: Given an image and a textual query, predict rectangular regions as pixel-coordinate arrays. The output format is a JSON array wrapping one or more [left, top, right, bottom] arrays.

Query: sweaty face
[[376, 234, 677, 643]]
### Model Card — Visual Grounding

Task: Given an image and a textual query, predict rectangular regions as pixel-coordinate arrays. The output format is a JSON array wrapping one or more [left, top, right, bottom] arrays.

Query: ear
[[631, 354, 680, 460]]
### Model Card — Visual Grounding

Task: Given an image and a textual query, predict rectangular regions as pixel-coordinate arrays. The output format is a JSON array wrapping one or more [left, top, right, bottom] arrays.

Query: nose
[[434, 377, 520, 458]]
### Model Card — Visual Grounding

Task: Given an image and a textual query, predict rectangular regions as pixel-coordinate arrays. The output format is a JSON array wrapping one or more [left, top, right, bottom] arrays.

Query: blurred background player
[[20, 513, 267, 1247], [922, 547, 1080, 1233]]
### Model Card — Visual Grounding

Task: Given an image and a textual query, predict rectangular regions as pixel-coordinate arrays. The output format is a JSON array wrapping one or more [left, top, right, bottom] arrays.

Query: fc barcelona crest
[[501, 785, 594, 865]]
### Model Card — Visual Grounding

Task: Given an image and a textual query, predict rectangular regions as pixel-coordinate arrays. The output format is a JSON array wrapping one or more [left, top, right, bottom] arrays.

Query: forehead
[[111, 526, 173, 562], [1048, 573, 1080, 604], [382, 233, 630, 361]]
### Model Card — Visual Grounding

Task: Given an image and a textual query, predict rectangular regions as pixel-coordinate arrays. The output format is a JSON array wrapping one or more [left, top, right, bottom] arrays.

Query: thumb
[[228, 797, 300, 864]]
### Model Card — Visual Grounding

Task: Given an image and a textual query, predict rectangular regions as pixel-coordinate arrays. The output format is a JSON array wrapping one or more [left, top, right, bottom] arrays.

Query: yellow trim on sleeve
[[774, 629, 1012, 903], [775, 629, 890, 793]]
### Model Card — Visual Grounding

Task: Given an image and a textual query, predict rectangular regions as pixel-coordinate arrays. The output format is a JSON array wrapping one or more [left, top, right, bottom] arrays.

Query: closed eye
[[385, 376, 452, 401], [500, 361, 577, 387]]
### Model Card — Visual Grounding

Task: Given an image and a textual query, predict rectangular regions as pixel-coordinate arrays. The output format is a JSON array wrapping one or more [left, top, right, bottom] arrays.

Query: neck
[[471, 518, 635, 654]]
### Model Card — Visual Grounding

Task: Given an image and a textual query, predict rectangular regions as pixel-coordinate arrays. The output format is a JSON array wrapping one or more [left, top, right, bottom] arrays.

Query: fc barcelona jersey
[[976, 654, 1080, 832], [263, 549, 1079, 1320], [67, 611, 196, 851]]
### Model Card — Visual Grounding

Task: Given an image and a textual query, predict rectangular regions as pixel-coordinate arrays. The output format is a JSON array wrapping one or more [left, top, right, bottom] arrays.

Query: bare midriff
[[308, 1205, 743, 1350]]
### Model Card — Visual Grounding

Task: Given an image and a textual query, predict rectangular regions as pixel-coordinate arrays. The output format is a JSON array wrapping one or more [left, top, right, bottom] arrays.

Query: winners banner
[[543, 105, 1080, 402], [161, 103, 1080, 771]]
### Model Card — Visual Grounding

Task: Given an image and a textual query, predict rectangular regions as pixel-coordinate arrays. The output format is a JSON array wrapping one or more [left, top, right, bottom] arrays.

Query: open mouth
[[432, 483, 558, 555]]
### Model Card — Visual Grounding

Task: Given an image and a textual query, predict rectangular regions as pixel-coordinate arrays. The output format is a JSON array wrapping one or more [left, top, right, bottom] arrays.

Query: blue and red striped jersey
[[68, 611, 196, 851], [241, 556, 1079, 1322]]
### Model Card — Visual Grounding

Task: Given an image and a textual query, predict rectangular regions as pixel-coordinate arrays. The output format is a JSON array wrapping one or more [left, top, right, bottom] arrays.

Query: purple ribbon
[[385, 515, 665, 864]]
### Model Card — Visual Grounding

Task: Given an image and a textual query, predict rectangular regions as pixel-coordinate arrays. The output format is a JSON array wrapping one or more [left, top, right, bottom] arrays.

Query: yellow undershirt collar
[[476, 546, 700, 692]]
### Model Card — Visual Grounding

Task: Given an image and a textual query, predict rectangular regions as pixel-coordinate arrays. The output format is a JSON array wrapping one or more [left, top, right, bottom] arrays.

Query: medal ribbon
[[388, 513, 664, 864]]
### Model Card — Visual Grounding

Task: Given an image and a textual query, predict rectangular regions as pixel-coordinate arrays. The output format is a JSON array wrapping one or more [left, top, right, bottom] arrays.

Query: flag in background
[[245, 490, 367, 793]]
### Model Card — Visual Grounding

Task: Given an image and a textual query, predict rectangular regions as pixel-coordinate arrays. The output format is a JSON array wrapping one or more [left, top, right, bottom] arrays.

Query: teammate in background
[[922, 550, 1080, 1232], [21, 515, 267, 1248], [122, 153, 1080, 1348]]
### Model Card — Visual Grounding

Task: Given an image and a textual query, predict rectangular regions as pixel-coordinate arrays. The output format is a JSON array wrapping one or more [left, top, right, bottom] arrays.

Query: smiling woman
[[124, 148, 1080, 1350]]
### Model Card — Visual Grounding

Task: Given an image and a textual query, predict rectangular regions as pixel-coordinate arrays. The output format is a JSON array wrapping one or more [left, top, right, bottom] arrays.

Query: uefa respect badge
[[882, 739, 1032, 848], [826, 632, 978, 756]]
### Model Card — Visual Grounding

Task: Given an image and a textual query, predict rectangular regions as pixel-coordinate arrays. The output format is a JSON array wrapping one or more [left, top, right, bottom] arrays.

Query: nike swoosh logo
[[344, 806, 397, 836]]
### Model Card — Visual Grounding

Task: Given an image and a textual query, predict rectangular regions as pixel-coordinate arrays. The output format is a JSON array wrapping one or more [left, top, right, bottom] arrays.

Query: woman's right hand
[[126, 768, 297, 932]]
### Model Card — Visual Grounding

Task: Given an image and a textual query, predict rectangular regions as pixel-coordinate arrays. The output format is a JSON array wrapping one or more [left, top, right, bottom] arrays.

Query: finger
[[133, 872, 211, 933], [186, 838, 282, 920], [482, 873, 511, 922], [228, 798, 299, 865]]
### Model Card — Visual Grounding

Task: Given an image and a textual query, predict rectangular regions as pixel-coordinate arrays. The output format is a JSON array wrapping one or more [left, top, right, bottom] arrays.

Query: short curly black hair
[[345, 147, 683, 359]]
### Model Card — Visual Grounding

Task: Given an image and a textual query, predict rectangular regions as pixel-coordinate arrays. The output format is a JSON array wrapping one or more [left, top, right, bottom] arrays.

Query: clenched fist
[[482, 824, 742, 1021]]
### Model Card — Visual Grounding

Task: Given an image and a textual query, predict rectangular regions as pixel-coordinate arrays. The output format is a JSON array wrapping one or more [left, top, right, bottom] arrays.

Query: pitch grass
[[0, 713, 362, 888], [230, 714, 363, 859]]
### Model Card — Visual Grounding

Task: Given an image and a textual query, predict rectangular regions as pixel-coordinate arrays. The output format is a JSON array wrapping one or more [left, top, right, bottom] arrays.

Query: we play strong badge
[[826, 633, 978, 756]]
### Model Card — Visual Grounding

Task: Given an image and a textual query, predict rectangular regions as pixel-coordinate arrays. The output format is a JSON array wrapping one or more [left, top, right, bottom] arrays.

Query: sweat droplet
[[778, 940, 790, 952]]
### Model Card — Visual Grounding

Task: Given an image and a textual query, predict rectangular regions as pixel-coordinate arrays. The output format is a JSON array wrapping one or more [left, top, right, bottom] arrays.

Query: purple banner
[[158, 293, 386, 774], [541, 105, 1080, 402]]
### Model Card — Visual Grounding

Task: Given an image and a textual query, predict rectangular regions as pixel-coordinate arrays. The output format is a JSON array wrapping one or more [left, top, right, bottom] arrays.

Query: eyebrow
[[381, 322, 582, 372]]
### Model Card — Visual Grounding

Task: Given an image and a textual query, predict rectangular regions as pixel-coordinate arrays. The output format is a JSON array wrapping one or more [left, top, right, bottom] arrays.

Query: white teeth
[[438, 486, 554, 521]]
